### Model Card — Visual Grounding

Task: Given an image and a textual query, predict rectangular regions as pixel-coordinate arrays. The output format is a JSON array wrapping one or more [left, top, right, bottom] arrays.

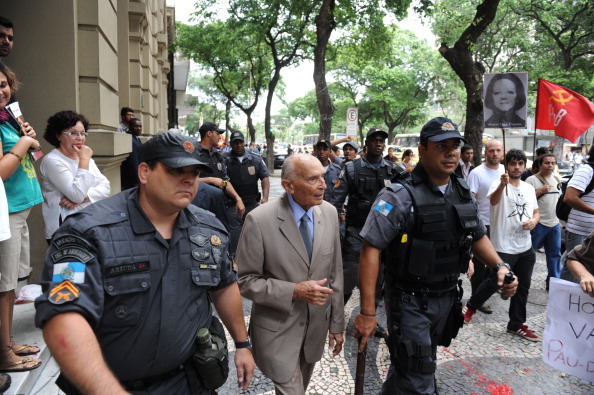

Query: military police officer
[[314, 139, 341, 202], [223, 130, 270, 257], [196, 122, 245, 218], [35, 133, 254, 394], [331, 128, 395, 306], [354, 118, 518, 394]]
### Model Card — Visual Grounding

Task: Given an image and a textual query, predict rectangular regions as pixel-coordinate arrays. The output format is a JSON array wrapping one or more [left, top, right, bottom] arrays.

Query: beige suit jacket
[[237, 193, 344, 384]]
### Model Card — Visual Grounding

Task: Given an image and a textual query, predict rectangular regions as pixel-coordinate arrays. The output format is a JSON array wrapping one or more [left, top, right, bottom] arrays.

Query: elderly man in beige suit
[[237, 154, 344, 395]]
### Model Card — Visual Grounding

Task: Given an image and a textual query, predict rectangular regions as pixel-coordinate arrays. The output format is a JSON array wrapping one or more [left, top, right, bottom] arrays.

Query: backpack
[[556, 163, 594, 221]]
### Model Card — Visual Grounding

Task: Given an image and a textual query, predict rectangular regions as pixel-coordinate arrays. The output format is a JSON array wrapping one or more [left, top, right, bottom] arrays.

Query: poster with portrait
[[483, 72, 528, 129]]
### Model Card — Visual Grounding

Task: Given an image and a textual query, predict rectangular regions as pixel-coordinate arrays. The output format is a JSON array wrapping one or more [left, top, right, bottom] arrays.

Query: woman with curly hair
[[40, 110, 110, 241]]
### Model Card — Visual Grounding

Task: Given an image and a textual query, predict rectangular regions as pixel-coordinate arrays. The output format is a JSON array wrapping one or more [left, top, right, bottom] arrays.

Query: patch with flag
[[52, 262, 86, 283], [535, 78, 594, 143], [375, 200, 393, 217]]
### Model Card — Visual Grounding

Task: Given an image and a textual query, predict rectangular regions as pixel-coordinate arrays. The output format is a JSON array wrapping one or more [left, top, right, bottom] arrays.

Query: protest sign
[[543, 277, 594, 382]]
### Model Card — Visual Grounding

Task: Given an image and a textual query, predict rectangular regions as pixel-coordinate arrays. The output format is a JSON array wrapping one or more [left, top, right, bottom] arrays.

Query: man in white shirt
[[526, 154, 561, 290], [463, 149, 540, 341], [561, 146, 594, 282], [466, 139, 504, 313]]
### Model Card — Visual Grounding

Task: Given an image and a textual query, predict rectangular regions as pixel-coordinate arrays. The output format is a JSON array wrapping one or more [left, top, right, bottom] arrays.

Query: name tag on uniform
[[384, 179, 391, 187]]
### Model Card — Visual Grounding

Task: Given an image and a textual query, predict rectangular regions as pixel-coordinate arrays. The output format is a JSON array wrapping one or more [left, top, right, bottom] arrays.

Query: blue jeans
[[530, 223, 561, 288]]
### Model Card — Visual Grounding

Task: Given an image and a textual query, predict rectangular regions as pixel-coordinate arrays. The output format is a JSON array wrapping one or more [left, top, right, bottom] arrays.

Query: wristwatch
[[496, 262, 511, 271], [235, 336, 252, 350]]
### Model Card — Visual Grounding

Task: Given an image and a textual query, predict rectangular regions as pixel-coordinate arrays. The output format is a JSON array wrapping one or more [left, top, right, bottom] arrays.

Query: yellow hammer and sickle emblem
[[550, 90, 574, 106]]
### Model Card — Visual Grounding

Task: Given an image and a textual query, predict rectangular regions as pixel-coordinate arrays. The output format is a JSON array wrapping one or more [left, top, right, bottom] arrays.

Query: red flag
[[535, 79, 594, 143]]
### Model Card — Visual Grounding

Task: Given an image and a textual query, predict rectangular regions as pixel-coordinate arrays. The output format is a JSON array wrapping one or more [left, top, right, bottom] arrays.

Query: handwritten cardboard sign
[[543, 277, 594, 382]]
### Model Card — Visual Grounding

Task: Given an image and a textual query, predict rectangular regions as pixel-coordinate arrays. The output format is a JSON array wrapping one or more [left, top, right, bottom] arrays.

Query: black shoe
[[477, 304, 493, 314], [374, 324, 389, 339]]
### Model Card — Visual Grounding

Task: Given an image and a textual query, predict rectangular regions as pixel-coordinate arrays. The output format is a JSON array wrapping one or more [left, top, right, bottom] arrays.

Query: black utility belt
[[121, 364, 185, 391], [392, 285, 456, 297]]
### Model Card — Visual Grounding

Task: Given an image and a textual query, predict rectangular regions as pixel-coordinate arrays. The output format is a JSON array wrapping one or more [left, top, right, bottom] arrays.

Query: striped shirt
[[566, 164, 594, 236]]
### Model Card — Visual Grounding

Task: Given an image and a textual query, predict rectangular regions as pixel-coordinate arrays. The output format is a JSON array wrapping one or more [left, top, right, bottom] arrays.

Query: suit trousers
[[273, 342, 316, 395]]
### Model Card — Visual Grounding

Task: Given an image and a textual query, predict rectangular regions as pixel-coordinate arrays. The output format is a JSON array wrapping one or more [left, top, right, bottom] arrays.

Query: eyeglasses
[[62, 132, 88, 137]]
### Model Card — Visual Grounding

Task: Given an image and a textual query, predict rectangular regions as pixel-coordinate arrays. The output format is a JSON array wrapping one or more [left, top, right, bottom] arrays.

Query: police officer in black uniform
[[354, 118, 518, 394], [196, 122, 245, 219], [314, 139, 341, 202], [223, 130, 270, 257], [35, 132, 254, 394], [331, 128, 395, 306]]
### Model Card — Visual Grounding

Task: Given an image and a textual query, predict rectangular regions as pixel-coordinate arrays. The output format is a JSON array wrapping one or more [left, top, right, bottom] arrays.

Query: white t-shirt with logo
[[488, 180, 538, 254]]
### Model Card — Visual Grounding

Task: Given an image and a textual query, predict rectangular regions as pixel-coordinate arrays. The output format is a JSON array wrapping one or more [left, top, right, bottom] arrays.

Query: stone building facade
[[1, 0, 176, 280]]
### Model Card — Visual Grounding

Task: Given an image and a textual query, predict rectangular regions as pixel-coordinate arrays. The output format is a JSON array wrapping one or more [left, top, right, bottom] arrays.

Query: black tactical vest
[[197, 147, 226, 179], [226, 155, 260, 203], [346, 158, 392, 227], [385, 165, 478, 291]]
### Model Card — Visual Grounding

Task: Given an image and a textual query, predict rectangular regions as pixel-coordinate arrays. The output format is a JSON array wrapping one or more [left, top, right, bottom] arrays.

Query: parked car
[[274, 149, 288, 169]]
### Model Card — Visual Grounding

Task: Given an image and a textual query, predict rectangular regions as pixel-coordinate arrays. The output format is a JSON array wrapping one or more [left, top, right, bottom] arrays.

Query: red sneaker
[[461, 304, 476, 324], [508, 324, 539, 342]]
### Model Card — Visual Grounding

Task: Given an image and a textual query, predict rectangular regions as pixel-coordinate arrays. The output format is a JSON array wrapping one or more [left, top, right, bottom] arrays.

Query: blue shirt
[[287, 193, 314, 243]]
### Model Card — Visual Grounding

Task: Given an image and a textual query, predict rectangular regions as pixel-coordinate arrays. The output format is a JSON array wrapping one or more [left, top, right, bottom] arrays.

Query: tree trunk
[[246, 114, 256, 143], [265, 68, 281, 172], [225, 99, 231, 141], [438, 0, 501, 167], [313, 0, 336, 140]]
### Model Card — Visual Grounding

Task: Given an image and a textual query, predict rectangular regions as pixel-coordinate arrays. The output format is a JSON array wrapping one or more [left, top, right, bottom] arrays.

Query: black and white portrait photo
[[483, 72, 528, 129]]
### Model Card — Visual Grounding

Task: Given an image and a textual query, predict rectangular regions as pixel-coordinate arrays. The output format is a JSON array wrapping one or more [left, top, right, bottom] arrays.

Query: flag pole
[[501, 127, 507, 196]]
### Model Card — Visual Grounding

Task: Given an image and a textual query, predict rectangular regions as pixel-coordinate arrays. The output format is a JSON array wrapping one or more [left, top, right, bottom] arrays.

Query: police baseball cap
[[139, 132, 212, 173], [366, 128, 388, 140], [198, 122, 225, 135], [343, 141, 359, 151], [230, 131, 245, 142], [315, 139, 332, 149], [420, 117, 466, 143]]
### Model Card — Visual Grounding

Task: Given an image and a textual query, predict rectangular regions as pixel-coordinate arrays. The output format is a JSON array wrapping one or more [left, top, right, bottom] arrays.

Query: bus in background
[[392, 133, 420, 155], [302, 133, 348, 149]]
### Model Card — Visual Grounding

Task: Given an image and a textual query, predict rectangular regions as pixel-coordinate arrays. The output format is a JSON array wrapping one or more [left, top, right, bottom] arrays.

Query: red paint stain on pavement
[[443, 347, 514, 394]]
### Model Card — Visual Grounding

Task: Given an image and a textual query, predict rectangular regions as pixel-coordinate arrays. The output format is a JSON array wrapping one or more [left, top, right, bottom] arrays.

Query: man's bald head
[[281, 154, 326, 210]]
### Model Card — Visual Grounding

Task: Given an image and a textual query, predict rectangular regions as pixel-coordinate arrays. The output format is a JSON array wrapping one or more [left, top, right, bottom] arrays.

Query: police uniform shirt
[[323, 161, 341, 201], [35, 188, 236, 385], [196, 143, 230, 180], [360, 178, 486, 251], [224, 151, 269, 181]]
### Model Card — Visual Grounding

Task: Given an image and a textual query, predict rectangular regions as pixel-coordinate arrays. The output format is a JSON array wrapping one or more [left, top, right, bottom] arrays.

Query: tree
[[175, 21, 272, 143]]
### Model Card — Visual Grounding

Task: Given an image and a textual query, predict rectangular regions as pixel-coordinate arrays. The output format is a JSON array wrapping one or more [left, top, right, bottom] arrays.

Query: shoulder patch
[[375, 200, 393, 217], [49, 281, 80, 305], [52, 234, 92, 250], [51, 246, 94, 263], [52, 262, 86, 283]]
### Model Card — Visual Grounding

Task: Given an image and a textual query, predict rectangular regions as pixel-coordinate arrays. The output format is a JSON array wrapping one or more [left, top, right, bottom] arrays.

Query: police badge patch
[[212, 247, 222, 264], [248, 166, 256, 176], [210, 235, 222, 246], [190, 234, 209, 246], [217, 163, 222, 171], [192, 248, 210, 261]]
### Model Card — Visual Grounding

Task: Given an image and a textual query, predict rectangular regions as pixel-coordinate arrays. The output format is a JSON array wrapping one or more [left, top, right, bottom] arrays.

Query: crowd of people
[[0, 14, 593, 395]]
